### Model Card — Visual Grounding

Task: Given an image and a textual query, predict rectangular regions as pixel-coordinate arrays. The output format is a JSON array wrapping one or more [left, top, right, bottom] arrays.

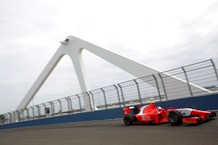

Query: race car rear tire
[[168, 110, 183, 126], [123, 115, 136, 126]]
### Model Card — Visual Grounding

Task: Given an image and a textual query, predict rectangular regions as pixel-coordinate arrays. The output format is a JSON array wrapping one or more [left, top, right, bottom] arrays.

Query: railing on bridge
[[1, 59, 218, 125]]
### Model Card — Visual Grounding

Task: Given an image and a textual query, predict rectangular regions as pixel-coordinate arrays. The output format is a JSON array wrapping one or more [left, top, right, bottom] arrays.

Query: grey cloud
[[140, 3, 218, 70]]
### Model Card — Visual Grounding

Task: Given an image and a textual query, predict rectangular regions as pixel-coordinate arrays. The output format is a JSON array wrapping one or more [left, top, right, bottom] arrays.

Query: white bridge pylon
[[17, 36, 210, 110]]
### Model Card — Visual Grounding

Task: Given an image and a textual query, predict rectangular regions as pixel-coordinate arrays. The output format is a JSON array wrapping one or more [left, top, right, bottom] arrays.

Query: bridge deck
[[0, 118, 217, 145]]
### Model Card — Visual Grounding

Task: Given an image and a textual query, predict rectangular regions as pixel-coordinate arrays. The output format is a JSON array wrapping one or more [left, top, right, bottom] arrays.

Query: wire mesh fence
[[1, 59, 218, 125], [90, 85, 122, 110]]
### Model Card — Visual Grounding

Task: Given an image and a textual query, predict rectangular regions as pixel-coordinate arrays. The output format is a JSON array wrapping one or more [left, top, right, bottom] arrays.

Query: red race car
[[123, 103, 216, 126]]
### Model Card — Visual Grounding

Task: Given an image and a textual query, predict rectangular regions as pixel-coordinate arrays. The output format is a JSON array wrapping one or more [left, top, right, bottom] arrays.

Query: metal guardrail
[[1, 59, 218, 125]]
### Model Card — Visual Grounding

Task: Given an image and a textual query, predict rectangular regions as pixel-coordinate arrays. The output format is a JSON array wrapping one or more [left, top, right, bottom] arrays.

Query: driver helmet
[[157, 106, 162, 110]]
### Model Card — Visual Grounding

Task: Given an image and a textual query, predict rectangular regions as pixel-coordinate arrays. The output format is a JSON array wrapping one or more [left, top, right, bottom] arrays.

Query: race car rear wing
[[123, 106, 141, 115]]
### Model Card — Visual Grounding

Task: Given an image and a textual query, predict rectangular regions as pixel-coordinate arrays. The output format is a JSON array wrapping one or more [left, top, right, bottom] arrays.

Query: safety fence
[[0, 59, 218, 125]]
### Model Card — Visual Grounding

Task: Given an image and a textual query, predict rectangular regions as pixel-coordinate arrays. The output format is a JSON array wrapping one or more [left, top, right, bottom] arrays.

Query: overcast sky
[[0, 0, 218, 114]]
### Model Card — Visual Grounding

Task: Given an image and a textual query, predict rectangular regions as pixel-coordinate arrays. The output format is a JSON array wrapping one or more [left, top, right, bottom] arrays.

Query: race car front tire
[[209, 112, 217, 119], [168, 110, 183, 126], [123, 115, 136, 126]]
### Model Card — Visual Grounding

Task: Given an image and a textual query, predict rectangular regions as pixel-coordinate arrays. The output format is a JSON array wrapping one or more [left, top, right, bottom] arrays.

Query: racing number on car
[[142, 116, 150, 121]]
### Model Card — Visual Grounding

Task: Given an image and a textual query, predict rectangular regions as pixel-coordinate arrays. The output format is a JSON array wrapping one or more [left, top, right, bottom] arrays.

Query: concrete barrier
[[1, 93, 218, 130]]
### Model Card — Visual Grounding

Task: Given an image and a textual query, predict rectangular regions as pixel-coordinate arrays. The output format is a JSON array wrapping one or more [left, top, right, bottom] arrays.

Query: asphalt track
[[0, 118, 218, 145]]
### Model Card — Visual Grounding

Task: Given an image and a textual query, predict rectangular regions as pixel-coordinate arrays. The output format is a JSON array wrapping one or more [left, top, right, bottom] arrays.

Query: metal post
[[152, 74, 162, 102], [65, 97, 70, 112], [114, 85, 121, 107], [89, 91, 95, 111], [133, 79, 142, 104], [76, 95, 82, 112], [18, 109, 22, 121], [158, 73, 168, 100], [8, 112, 12, 123], [16, 110, 20, 122], [67, 97, 73, 112], [25, 108, 29, 120], [19, 109, 23, 121], [13, 111, 16, 122], [5, 113, 8, 124], [2, 114, 5, 124], [65, 97, 71, 112], [42, 103, 47, 116], [36, 105, 41, 117], [31, 107, 34, 119], [19, 110, 22, 121], [13, 111, 16, 123], [11, 112, 14, 123], [57, 99, 62, 115], [210, 58, 218, 83], [101, 88, 108, 109], [117, 84, 125, 106], [3, 114, 7, 124], [48, 102, 53, 116], [85, 92, 93, 111], [182, 67, 193, 97], [51, 101, 55, 115]]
